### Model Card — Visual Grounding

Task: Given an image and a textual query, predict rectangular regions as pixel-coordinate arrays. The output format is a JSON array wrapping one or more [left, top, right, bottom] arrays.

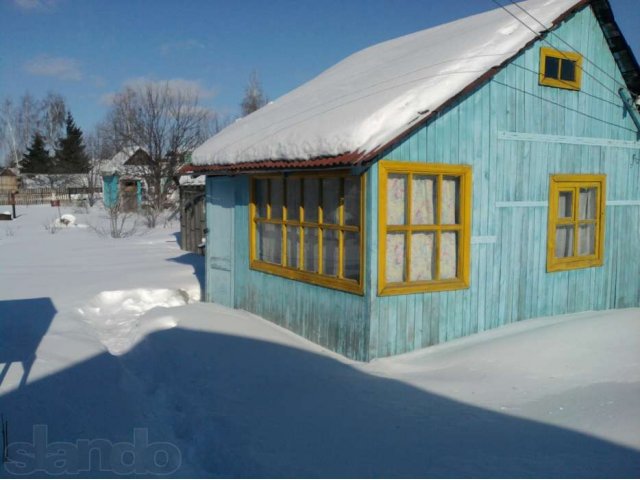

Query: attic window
[[539, 47, 582, 90]]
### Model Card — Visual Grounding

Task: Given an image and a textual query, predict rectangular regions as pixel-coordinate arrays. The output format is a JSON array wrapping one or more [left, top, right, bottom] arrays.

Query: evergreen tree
[[55, 112, 90, 173], [21, 133, 53, 173]]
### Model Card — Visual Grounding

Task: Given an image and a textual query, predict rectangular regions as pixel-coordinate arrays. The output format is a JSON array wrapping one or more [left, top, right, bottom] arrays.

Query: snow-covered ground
[[0, 204, 638, 477]]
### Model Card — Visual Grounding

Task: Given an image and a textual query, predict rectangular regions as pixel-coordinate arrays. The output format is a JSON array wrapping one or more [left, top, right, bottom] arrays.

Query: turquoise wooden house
[[101, 148, 149, 211], [188, 0, 640, 361]]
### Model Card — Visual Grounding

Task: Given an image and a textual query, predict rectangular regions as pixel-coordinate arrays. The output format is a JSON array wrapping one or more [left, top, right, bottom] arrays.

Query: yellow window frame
[[547, 174, 606, 272], [249, 171, 365, 295], [378, 161, 472, 296], [539, 46, 583, 91]]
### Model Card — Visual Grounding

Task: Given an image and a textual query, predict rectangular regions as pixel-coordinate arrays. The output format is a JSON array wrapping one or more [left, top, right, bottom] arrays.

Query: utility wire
[[490, 0, 624, 100], [202, 2, 633, 165], [508, 0, 627, 89]]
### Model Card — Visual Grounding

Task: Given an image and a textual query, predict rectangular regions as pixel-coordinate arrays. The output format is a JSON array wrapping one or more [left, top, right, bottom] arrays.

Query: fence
[[0, 187, 102, 206]]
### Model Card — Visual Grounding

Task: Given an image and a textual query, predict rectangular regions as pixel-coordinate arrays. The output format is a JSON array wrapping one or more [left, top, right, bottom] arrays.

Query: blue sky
[[1, 0, 638, 134]]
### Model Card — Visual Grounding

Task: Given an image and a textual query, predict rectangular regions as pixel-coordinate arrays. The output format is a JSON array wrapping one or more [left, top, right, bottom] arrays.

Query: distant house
[[101, 148, 149, 211], [187, 0, 640, 360]]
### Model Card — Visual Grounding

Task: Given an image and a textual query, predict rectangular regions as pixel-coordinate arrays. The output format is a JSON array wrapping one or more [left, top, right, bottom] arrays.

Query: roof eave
[[191, 0, 638, 174]]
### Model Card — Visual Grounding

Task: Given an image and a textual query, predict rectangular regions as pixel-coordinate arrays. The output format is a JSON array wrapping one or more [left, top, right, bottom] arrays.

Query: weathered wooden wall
[[204, 6, 639, 361], [229, 176, 371, 360], [180, 186, 206, 254], [367, 6, 640, 358]]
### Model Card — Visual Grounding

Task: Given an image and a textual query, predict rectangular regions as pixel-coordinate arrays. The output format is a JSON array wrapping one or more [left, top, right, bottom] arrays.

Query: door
[[120, 180, 138, 212], [205, 177, 235, 307]]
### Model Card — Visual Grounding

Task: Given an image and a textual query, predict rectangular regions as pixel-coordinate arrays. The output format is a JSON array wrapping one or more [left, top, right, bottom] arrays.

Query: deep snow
[[0, 204, 638, 477]]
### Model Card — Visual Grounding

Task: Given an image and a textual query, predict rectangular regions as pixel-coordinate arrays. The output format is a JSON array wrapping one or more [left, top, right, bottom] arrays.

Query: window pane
[[410, 232, 435, 281], [344, 176, 360, 226], [545, 56, 560, 79], [578, 224, 595, 256], [387, 174, 407, 225], [441, 176, 460, 225], [440, 232, 458, 279], [286, 177, 301, 221], [257, 223, 282, 265], [560, 59, 576, 82], [303, 178, 319, 223], [302, 227, 318, 272], [411, 175, 436, 225], [558, 191, 573, 218], [555, 225, 574, 258], [322, 178, 340, 225], [579, 188, 597, 220], [270, 177, 283, 219], [323, 229, 339, 277], [386, 232, 406, 283], [286, 226, 300, 268], [343, 231, 360, 281], [255, 179, 268, 218]]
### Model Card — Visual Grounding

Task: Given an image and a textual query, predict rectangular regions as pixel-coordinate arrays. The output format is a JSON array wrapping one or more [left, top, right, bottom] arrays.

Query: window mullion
[[282, 176, 287, 267], [405, 173, 413, 282], [266, 178, 272, 220], [435, 175, 442, 280]]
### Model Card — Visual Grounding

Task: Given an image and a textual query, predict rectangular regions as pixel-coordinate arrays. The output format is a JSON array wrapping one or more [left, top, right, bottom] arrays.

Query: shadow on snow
[[0, 318, 638, 477]]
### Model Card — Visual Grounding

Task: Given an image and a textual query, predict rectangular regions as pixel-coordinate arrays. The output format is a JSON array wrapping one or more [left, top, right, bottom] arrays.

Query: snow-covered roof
[[192, 0, 583, 168], [101, 147, 146, 174], [179, 174, 205, 186]]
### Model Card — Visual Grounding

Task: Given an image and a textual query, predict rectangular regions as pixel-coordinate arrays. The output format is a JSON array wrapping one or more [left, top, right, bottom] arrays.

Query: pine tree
[[21, 133, 53, 173], [55, 112, 90, 173]]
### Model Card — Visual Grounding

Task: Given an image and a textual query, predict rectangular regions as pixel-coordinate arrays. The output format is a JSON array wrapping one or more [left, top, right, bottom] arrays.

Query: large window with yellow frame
[[250, 172, 364, 294], [547, 174, 605, 272], [378, 161, 472, 295]]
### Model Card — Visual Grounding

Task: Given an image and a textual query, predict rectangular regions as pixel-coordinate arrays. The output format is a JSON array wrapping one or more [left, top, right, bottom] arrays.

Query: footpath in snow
[[0, 204, 638, 477]]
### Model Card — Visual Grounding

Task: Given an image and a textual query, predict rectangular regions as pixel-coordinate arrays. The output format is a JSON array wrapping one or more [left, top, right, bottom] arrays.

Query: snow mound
[[77, 288, 191, 355], [52, 214, 82, 228]]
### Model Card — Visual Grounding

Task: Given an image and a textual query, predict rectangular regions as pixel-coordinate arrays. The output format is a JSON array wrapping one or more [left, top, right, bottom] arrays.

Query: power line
[[490, 0, 624, 100], [508, 0, 626, 89], [202, 2, 634, 165]]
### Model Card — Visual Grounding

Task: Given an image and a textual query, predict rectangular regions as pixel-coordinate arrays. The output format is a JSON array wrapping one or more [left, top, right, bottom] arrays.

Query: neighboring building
[[187, 0, 640, 360], [0, 168, 19, 193], [178, 173, 206, 255], [101, 148, 148, 211]]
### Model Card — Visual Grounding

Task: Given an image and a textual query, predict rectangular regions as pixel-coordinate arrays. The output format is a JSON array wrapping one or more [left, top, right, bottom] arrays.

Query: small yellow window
[[547, 174, 605, 272], [378, 161, 472, 295], [539, 47, 583, 90]]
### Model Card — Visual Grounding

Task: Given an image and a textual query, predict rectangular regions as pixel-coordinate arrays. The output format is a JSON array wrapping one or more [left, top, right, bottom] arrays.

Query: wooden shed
[[178, 174, 206, 254], [101, 148, 148, 211], [188, 0, 640, 361]]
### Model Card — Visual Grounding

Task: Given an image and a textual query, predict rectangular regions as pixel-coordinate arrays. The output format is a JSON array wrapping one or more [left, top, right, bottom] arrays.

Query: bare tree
[[0, 92, 67, 168], [39, 92, 66, 152], [241, 70, 268, 116], [104, 80, 215, 212], [85, 122, 116, 207]]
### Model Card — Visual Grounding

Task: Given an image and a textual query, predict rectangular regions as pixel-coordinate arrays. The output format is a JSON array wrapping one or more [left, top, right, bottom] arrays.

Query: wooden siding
[[229, 176, 371, 361], [368, 6, 640, 358], [180, 185, 206, 255]]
